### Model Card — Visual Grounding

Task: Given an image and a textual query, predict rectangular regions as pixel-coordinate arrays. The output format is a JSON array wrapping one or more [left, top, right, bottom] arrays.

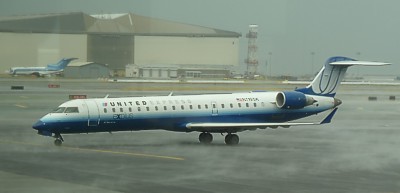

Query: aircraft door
[[84, 100, 100, 126], [211, 101, 218, 116]]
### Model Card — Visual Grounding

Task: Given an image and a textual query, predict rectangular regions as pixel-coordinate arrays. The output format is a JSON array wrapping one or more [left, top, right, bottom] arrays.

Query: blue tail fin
[[296, 56, 389, 97], [46, 58, 78, 70]]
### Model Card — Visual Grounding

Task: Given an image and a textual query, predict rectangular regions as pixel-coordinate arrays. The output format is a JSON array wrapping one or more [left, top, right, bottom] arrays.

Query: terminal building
[[0, 12, 241, 78]]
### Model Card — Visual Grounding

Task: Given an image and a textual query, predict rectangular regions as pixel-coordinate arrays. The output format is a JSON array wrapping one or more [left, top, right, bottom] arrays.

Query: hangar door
[[134, 36, 239, 66], [87, 35, 134, 70]]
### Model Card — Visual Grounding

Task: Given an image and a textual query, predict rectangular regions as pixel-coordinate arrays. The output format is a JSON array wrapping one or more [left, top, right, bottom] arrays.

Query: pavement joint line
[[0, 139, 185, 161]]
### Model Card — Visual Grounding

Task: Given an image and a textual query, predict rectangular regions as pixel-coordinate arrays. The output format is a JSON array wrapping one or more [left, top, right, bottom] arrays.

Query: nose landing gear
[[54, 133, 64, 146]]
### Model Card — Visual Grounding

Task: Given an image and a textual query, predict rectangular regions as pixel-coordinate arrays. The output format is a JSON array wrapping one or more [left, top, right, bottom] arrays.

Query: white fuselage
[[33, 91, 336, 135], [9, 67, 61, 76]]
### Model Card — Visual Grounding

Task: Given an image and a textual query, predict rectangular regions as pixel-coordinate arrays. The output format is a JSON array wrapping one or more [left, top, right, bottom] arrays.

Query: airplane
[[32, 56, 390, 146], [8, 58, 78, 77]]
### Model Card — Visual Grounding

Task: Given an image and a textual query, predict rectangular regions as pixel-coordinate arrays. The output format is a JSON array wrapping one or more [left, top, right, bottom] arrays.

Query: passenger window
[[65, 107, 79, 113], [112, 108, 116, 113], [246, 103, 249, 108], [155, 106, 159, 111], [129, 107, 132, 112], [189, 105, 193, 110], [198, 105, 201, 109], [164, 106, 167, 110], [230, 103, 233, 108], [181, 105, 184, 110], [253, 103, 257, 107], [238, 103, 241, 108], [172, 106, 176, 110], [212, 104, 216, 108], [205, 104, 208, 109], [146, 107, 150, 111], [138, 107, 141, 112], [120, 108, 123, 112], [104, 108, 107, 113], [221, 104, 225, 108]]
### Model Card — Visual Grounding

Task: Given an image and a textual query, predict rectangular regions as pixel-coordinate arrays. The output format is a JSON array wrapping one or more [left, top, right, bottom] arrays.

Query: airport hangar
[[0, 12, 241, 78]]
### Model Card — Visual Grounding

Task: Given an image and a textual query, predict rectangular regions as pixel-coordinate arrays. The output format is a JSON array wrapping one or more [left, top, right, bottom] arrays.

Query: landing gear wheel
[[225, 134, 239, 145], [199, 132, 213, 144], [54, 133, 64, 146], [54, 139, 63, 146]]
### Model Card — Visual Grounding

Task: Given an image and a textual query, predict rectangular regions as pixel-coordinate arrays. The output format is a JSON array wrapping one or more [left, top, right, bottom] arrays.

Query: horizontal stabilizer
[[330, 60, 391, 66]]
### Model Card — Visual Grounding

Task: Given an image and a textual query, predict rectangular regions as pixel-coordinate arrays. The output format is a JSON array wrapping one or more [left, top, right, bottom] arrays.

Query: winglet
[[320, 108, 338, 124]]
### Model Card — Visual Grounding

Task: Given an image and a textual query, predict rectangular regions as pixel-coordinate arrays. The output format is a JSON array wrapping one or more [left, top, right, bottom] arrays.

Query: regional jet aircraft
[[8, 58, 77, 77], [32, 56, 389, 146]]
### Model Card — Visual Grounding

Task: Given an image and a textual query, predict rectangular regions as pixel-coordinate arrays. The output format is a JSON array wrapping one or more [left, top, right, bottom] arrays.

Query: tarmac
[[1, 77, 400, 193]]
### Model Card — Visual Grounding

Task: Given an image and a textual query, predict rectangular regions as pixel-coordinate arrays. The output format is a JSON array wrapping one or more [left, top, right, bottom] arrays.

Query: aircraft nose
[[33, 120, 54, 137], [334, 98, 342, 107], [32, 120, 45, 130]]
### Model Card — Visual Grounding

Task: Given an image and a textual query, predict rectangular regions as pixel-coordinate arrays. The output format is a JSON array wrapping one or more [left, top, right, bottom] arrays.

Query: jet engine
[[276, 91, 316, 109]]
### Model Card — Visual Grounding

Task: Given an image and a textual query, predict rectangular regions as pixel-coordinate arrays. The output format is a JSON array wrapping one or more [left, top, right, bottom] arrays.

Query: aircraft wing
[[186, 108, 338, 132], [38, 69, 63, 76], [186, 122, 316, 132]]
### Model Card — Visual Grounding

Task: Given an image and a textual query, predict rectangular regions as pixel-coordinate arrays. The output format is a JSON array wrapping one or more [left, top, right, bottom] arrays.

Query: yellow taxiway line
[[62, 146, 185, 161], [0, 139, 185, 161]]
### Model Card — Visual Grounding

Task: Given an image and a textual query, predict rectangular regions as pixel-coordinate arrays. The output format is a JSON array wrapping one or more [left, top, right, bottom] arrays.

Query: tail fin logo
[[297, 57, 354, 97], [296, 56, 389, 97], [46, 58, 77, 71]]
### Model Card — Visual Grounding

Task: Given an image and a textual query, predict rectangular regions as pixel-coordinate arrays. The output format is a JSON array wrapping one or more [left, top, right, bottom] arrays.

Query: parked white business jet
[[32, 56, 389, 146], [8, 58, 77, 77]]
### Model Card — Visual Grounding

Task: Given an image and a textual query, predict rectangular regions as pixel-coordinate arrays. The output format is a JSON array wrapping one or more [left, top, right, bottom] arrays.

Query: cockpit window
[[65, 107, 79, 113], [52, 107, 66, 113]]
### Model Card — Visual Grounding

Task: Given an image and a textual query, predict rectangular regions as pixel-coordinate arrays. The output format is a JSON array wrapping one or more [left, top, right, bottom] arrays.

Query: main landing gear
[[199, 132, 213, 144], [198, 132, 239, 145], [224, 133, 239, 145], [54, 133, 64, 146]]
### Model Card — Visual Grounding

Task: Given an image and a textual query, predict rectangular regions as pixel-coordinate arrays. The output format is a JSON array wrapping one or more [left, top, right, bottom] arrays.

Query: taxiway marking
[[63, 146, 185, 161], [0, 139, 185, 161]]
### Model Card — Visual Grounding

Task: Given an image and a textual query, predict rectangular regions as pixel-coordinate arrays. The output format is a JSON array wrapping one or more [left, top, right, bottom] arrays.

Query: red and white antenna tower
[[245, 24, 259, 76]]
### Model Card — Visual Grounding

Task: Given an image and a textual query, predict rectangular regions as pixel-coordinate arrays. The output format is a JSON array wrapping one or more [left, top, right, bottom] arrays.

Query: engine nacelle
[[276, 91, 315, 109]]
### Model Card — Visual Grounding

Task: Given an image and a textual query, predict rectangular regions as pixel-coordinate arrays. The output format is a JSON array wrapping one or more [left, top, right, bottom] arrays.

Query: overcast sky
[[1, 0, 399, 76]]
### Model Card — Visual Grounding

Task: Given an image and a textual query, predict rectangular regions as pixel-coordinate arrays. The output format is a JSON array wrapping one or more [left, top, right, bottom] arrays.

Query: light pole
[[311, 51, 315, 77], [356, 52, 361, 76], [268, 52, 272, 77]]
